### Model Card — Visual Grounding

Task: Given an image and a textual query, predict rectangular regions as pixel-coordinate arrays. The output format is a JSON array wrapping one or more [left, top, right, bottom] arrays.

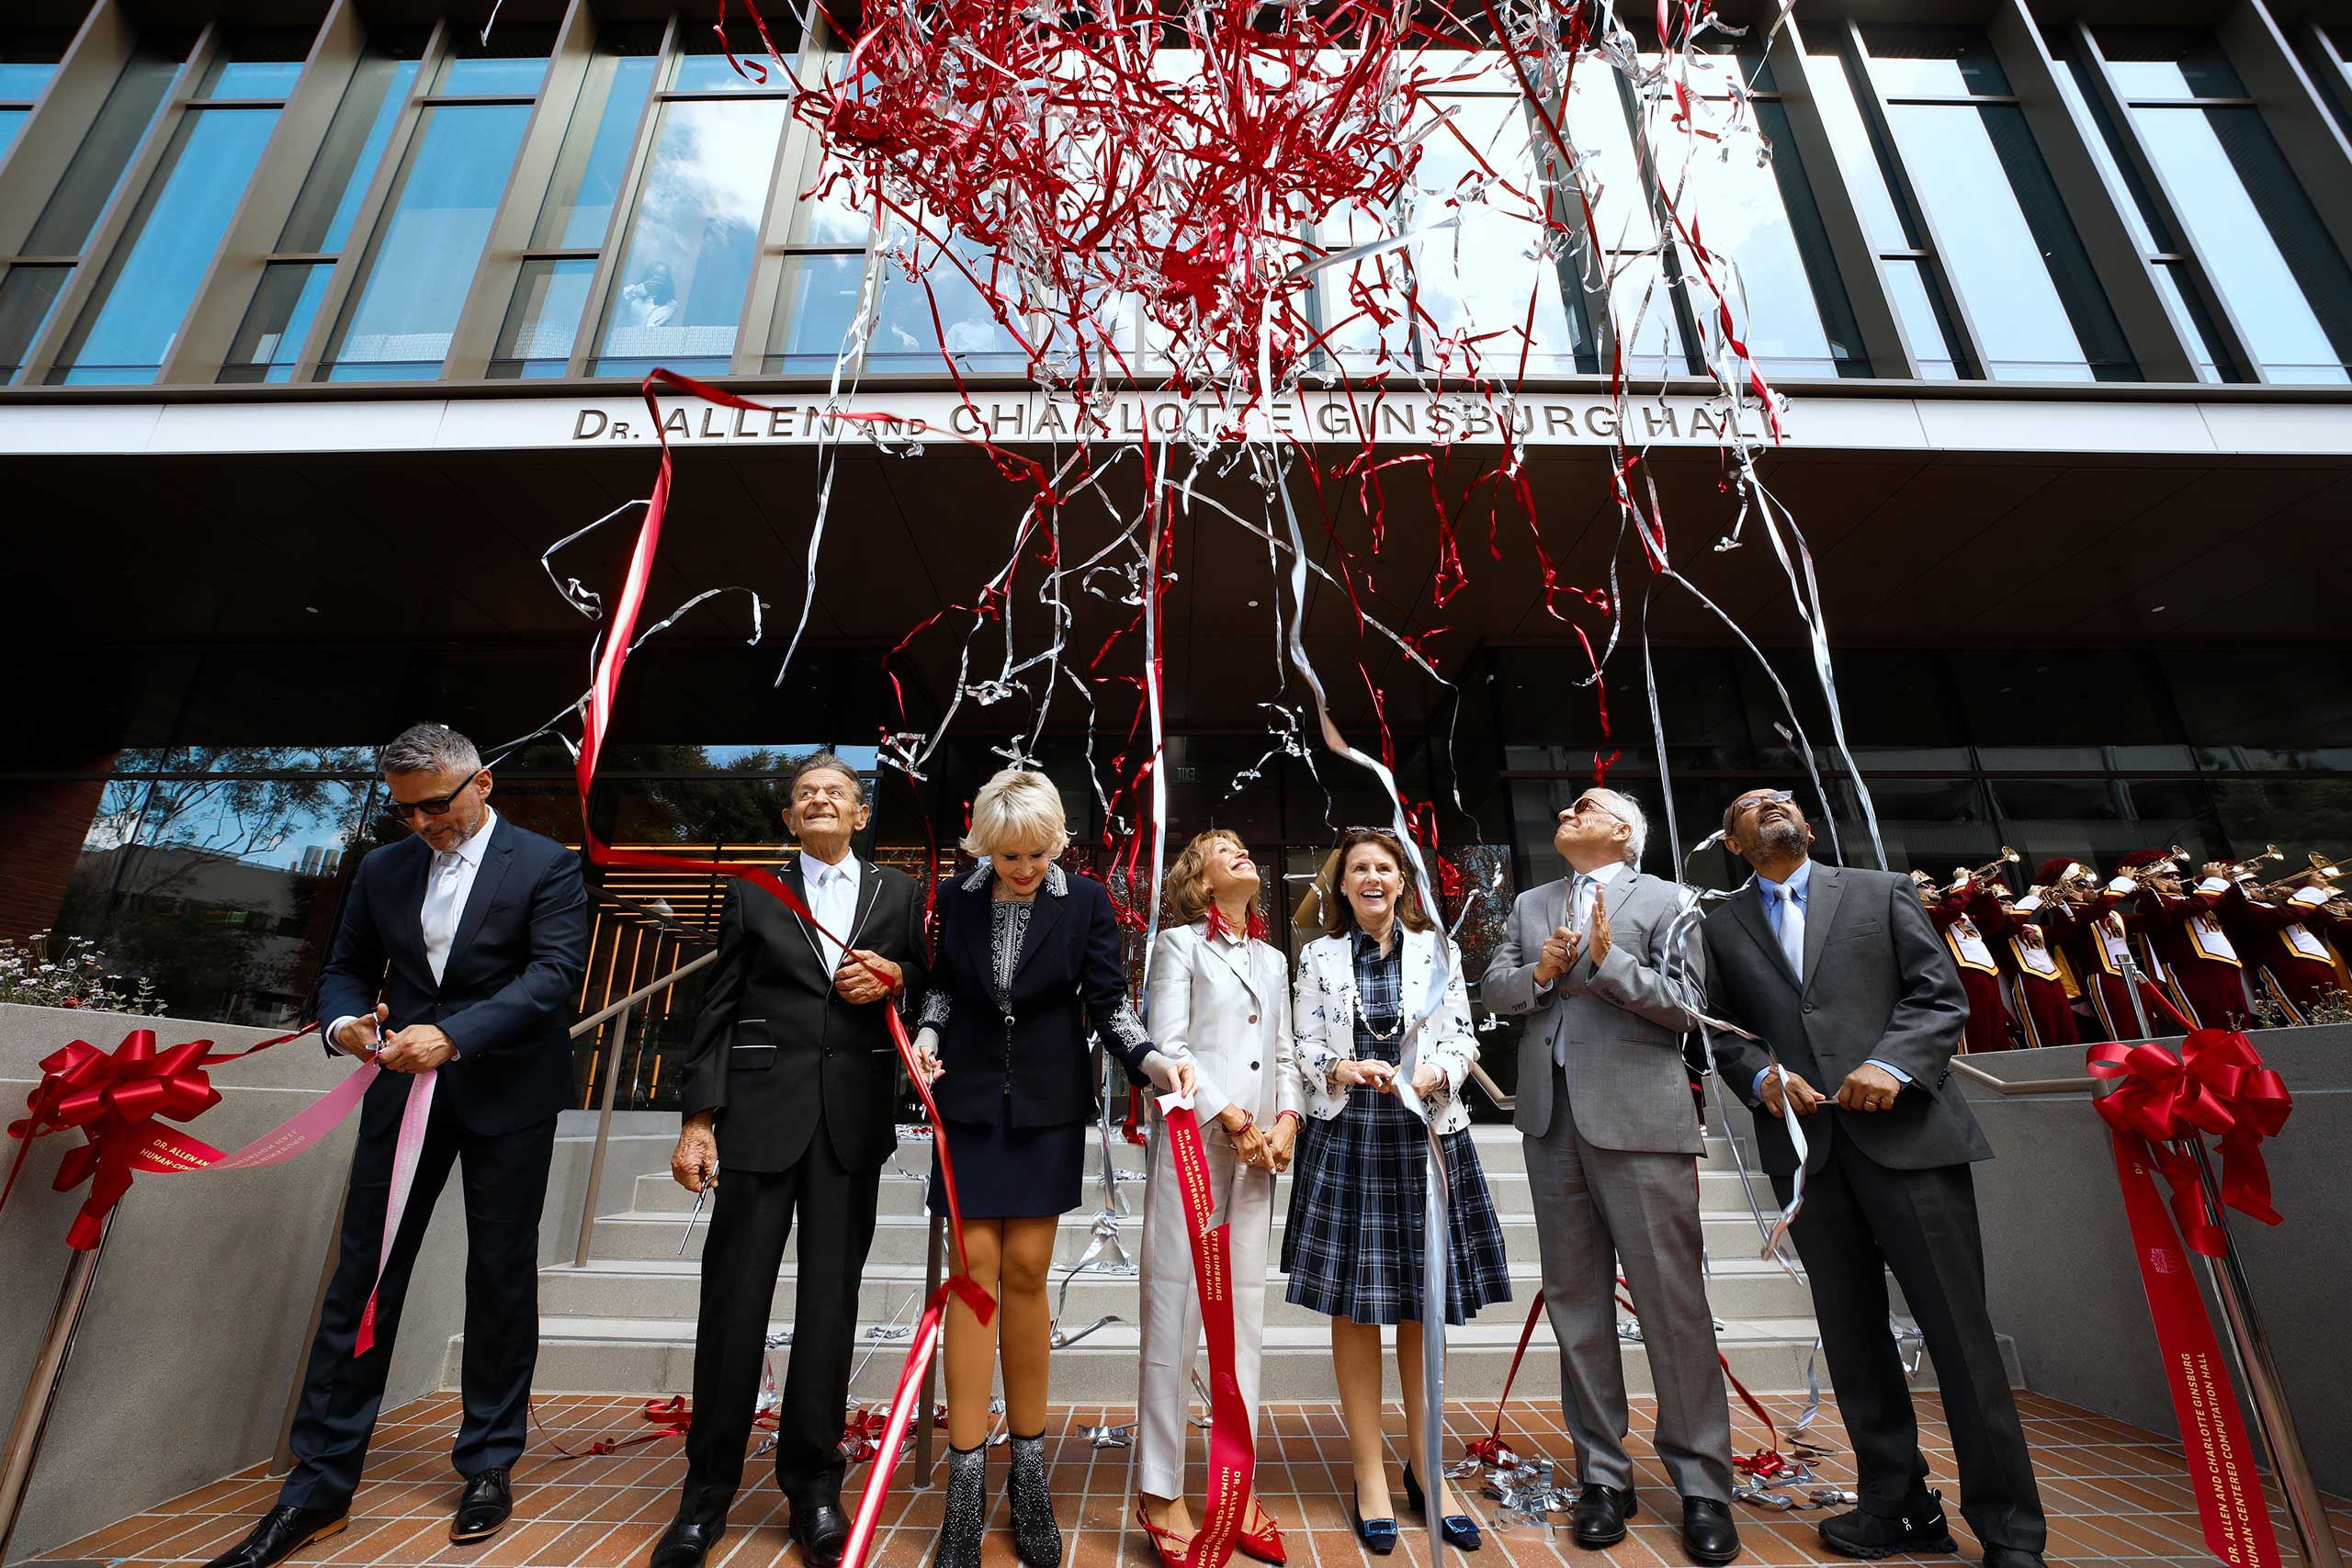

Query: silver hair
[[1588, 786, 1648, 868], [789, 751, 868, 807], [381, 723, 481, 777]]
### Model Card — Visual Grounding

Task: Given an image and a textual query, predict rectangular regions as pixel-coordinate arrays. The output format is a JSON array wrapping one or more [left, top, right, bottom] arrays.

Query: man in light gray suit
[[1484, 787, 1740, 1565], [1701, 787, 2042, 1568]]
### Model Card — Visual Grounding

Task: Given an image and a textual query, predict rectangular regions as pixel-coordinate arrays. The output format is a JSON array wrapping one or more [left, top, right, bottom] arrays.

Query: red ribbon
[[2, 1026, 301, 1249], [2089, 1032, 2287, 1568], [1159, 1100, 1256, 1568], [2086, 1029, 2290, 1256]]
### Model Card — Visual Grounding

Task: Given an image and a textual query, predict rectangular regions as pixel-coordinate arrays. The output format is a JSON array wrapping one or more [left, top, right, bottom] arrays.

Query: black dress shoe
[[451, 1468, 514, 1542], [792, 1503, 853, 1568], [1817, 1492, 1959, 1561], [649, 1517, 727, 1568], [1981, 1549, 2047, 1568], [203, 1505, 348, 1568], [1680, 1498, 1742, 1564], [1572, 1484, 1637, 1549]]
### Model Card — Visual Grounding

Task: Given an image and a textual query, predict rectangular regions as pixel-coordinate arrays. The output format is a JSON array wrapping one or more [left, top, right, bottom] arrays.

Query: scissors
[[678, 1182, 712, 1256]]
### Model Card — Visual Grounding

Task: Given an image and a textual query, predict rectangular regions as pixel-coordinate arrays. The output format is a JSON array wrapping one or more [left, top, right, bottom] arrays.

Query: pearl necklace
[[1346, 931, 1405, 1043]]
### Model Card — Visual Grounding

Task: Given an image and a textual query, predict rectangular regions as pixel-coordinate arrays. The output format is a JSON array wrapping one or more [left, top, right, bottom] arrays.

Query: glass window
[[1802, 27, 1916, 249], [1408, 96, 1587, 376], [64, 771, 376, 1027], [1648, 95, 1861, 378], [220, 261, 332, 382], [592, 97, 789, 377], [51, 108, 280, 384], [0, 33, 65, 168], [0, 39, 66, 101], [1881, 257, 1958, 378], [764, 251, 866, 371], [433, 27, 553, 96], [1865, 29, 2134, 382], [863, 243, 1026, 374], [320, 102, 533, 379], [23, 39, 187, 256], [531, 37, 660, 249], [0, 264, 72, 381], [2098, 30, 2352, 384], [490, 257, 597, 377], [279, 44, 424, 254], [670, 17, 803, 92], [196, 32, 311, 99]]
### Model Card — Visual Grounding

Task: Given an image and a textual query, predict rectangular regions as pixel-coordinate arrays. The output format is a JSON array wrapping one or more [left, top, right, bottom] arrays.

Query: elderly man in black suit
[[650, 754, 930, 1568], [1700, 788, 2044, 1568], [207, 724, 591, 1568]]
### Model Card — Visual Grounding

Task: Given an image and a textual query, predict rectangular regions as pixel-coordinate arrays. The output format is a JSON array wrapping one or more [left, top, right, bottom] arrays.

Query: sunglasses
[[381, 771, 483, 822]]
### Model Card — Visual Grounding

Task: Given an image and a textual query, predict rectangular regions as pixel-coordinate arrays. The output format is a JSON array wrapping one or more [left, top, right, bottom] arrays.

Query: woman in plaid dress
[[1282, 829, 1510, 1552]]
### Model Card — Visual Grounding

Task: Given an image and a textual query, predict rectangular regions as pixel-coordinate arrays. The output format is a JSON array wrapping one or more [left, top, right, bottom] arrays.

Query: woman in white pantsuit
[[1134, 830, 1302, 1568]]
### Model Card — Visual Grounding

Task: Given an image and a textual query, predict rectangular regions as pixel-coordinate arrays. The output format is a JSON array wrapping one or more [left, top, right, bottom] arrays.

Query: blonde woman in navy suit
[[1134, 830, 1301, 1568]]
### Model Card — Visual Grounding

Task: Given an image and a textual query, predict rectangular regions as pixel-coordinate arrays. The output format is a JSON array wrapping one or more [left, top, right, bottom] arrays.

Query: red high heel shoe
[[1237, 1500, 1287, 1565], [1136, 1497, 1192, 1568]]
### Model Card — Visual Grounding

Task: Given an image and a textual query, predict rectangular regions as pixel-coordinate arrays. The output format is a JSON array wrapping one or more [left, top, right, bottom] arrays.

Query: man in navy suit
[[208, 724, 590, 1568]]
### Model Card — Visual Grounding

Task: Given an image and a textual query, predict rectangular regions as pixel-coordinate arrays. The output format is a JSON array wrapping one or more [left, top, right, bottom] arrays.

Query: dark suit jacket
[[315, 816, 592, 1137], [928, 868, 1155, 1128], [676, 856, 931, 1173], [1700, 862, 1991, 1178]]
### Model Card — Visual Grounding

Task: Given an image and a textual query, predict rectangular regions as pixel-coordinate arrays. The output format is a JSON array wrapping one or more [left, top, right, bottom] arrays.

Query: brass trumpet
[[2256, 852, 2352, 898], [1939, 847, 2019, 898], [2215, 844, 2283, 884]]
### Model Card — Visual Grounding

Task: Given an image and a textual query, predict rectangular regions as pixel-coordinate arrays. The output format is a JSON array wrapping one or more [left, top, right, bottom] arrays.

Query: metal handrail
[[572, 948, 719, 1269], [1466, 1060, 1514, 1111], [1949, 1057, 2097, 1096], [571, 949, 718, 1040]]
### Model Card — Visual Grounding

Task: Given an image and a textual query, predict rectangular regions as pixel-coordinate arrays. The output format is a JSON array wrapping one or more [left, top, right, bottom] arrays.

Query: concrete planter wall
[[1963, 1026, 2351, 1495], [0, 1004, 673, 1558]]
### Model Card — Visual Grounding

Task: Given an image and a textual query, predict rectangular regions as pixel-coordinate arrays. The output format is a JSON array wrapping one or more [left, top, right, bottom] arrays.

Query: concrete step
[[536, 1253, 1825, 1326], [587, 1203, 1791, 1269], [625, 1163, 1770, 1219], [479, 1314, 1900, 1403], [797, 1123, 1757, 1179]]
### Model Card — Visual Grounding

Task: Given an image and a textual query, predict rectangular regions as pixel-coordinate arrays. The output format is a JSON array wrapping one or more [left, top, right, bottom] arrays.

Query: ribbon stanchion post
[[0, 1213, 113, 1567], [2086, 1030, 2338, 1568]]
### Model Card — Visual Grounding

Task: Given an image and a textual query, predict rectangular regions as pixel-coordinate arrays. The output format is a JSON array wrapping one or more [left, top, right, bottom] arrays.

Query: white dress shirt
[[801, 849, 862, 976], [327, 808, 499, 1048]]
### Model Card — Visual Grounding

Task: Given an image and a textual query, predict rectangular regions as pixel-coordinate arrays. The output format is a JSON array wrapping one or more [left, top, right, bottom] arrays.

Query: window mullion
[[2061, 17, 2262, 382], [1765, 21, 1914, 378], [1984, 0, 2198, 384], [287, 15, 449, 382], [439, 0, 594, 381], [566, 13, 677, 378], [1837, 17, 1990, 380], [2217, 0, 2352, 291], [18, 21, 217, 386], [160, 0, 358, 385]]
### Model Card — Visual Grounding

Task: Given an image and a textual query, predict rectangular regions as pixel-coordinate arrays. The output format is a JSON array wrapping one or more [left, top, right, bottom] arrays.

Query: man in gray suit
[[1484, 787, 1740, 1565], [1701, 788, 2043, 1568]]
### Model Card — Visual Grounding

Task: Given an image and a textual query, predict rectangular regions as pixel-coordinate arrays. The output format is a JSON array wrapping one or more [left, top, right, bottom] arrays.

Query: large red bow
[[2086, 1029, 2291, 1255], [3, 1029, 223, 1249]]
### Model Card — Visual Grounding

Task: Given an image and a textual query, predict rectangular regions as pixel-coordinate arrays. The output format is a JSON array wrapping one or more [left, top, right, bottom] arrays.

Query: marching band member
[[2134, 856, 2255, 1030], [1965, 879, 2080, 1052], [2221, 861, 2352, 1023], [1135, 830, 1299, 1568], [1912, 870, 2014, 1053], [2040, 856, 2189, 1041]]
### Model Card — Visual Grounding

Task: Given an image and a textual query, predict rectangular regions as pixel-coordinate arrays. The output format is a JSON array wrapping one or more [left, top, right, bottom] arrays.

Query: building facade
[[4, 0, 2349, 1113]]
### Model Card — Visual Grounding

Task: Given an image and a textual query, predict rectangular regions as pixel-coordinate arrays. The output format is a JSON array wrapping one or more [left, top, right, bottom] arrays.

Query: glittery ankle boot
[[1006, 1432, 1064, 1568], [936, 1443, 989, 1568]]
